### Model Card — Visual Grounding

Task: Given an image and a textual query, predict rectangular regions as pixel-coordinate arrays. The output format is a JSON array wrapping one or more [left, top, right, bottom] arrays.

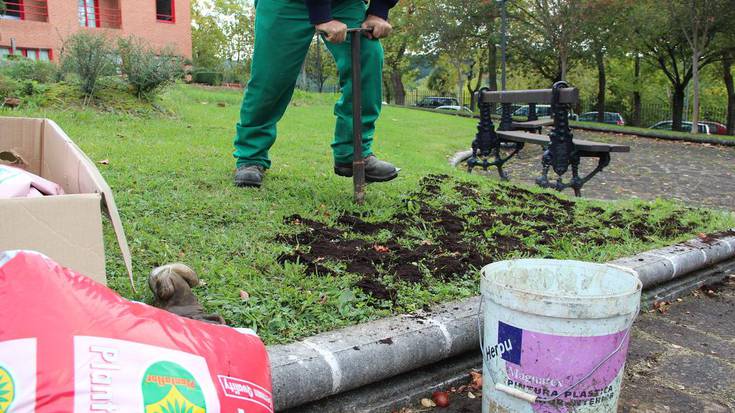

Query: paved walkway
[[467, 131, 735, 211], [403, 273, 735, 413]]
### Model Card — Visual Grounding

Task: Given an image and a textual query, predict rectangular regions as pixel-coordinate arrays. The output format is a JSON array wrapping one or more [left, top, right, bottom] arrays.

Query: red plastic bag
[[0, 250, 273, 413]]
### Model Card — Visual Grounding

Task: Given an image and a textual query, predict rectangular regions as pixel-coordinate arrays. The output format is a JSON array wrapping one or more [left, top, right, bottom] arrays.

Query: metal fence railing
[[578, 103, 728, 128], [292, 84, 730, 131]]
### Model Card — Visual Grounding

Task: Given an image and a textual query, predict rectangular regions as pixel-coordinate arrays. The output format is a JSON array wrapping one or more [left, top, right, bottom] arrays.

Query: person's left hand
[[361, 15, 392, 39]]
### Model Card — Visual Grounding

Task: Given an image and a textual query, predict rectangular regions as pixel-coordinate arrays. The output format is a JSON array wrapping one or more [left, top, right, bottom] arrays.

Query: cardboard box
[[0, 117, 133, 285]]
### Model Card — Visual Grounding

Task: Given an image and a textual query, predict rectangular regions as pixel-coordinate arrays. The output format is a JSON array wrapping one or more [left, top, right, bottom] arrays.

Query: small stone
[[421, 398, 436, 408], [468, 392, 476, 399]]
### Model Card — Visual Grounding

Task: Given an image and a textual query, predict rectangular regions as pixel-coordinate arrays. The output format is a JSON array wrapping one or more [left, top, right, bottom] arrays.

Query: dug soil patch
[[277, 175, 712, 306]]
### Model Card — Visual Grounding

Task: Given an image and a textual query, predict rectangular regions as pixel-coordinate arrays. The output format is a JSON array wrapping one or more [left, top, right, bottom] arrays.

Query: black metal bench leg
[[528, 103, 538, 121], [536, 147, 552, 188], [500, 103, 513, 131], [495, 148, 509, 181], [570, 153, 582, 197]]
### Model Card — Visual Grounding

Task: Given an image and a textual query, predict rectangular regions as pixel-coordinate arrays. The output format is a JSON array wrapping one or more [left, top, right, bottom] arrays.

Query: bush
[[0, 74, 20, 99], [193, 70, 223, 86], [60, 31, 116, 97], [0, 58, 59, 83], [118, 36, 183, 99]]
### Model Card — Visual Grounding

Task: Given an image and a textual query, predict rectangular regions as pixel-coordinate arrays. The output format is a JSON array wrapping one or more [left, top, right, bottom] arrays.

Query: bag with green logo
[[0, 250, 274, 413]]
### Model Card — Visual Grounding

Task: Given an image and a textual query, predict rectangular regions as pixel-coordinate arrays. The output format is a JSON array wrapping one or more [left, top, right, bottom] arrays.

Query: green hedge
[[192, 71, 223, 86]]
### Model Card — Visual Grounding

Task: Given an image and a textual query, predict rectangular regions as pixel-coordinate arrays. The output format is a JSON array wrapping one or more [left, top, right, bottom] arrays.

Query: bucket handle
[[477, 297, 640, 404]]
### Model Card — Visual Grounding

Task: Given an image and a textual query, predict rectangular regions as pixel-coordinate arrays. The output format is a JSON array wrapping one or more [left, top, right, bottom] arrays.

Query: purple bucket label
[[489, 321, 629, 413]]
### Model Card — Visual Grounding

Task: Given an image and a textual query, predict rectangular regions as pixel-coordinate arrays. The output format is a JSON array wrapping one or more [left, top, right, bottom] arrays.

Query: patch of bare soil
[[277, 175, 707, 305]]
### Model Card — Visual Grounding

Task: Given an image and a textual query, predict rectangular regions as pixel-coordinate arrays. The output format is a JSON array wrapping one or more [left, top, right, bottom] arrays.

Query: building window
[[1, 0, 48, 22], [2, 0, 25, 20], [156, 0, 175, 23], [79, 0, 100, 27], [0, 47, 53, 61]]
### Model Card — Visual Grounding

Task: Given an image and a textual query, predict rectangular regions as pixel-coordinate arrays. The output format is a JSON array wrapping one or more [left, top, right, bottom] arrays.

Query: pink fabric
[[0, 165, 65, 198]]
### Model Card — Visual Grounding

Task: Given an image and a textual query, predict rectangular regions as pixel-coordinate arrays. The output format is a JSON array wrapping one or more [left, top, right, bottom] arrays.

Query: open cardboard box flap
[[0, 117, 134, 287]]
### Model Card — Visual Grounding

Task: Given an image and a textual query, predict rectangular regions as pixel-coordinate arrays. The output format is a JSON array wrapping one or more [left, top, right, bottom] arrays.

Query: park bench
[[466, 81, 630, 196]]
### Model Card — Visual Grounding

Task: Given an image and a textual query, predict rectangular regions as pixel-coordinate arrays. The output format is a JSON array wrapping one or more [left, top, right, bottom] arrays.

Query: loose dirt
[[277, 175, 709, 305]]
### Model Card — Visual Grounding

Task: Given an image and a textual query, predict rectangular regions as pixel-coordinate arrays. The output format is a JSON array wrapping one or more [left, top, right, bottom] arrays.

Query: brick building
[[0, 0, 192, 60]]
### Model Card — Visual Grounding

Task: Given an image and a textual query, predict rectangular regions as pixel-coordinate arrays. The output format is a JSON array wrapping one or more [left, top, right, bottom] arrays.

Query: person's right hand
[[316, 20, 348, 43]]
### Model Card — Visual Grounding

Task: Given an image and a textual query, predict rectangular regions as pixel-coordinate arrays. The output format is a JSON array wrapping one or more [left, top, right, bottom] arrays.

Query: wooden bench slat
[[480, 88, 579, 104], [512, 119, 554, 128], [496, 130, 631, 153]]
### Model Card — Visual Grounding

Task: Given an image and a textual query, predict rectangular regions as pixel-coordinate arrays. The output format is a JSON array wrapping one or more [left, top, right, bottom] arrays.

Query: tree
[[381, 0, 422, 105], [191, 1, 228, 69], [510, 0, 584, 83], [419, 0, 499, 104], [671, 0, 729, 134], [630, 0, 723, 131], [216, 0, 255, 67], [303, 35, 337, 92], [428, 63, 452, 94], [577, 0, 631, 122]]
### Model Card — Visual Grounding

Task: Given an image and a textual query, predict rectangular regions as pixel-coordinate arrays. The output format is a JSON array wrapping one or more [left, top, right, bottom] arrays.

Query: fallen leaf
[[469, 370, 483, 390], [420, 398, 435, 408], [97, 159, 109, 165], [468, 392, 476, 399], [239, 290, 250, 301], [373, 244, 390, 253]]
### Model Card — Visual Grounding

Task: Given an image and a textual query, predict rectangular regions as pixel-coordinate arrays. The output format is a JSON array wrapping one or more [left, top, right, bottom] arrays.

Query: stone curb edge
[[267, 232, 735, 411]]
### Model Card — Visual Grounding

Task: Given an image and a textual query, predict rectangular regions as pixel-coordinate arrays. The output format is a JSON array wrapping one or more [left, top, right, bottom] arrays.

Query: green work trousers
[[233, 0, 384, 168]]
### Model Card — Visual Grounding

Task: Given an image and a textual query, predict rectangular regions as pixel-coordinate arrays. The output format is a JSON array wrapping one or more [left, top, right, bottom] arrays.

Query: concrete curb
[[268, 232, 735, 411], [571, 123, 735, 147]]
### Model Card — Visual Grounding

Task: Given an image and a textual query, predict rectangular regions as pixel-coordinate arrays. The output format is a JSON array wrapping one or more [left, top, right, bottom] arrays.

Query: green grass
[[2, 84, 733, 344]]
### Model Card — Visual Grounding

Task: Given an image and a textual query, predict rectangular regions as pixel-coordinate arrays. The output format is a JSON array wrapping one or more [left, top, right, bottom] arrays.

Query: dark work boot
[[234, 164, 265, 187], [334, 155, 399, 182]]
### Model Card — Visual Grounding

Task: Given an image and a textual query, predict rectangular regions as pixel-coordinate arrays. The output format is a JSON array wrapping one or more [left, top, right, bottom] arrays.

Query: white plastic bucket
[[480, 259, 641, 413]]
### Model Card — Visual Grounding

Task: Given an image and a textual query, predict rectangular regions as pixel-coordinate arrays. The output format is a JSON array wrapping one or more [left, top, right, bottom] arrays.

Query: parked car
[[513, 104, 552, 118], [699, 121, 727, 135], [435, 105, 473, 114], [577, 111, 625, 126], [494, 104, 523, 115], [416, 96, 460, 108], [650, 120, 711, 134]]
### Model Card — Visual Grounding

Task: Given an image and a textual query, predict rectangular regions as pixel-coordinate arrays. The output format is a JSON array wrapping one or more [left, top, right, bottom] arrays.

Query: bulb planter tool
[[319, 27, 374, 204]]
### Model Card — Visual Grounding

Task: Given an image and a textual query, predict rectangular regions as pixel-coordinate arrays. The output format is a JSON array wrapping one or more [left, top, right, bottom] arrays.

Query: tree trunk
[[633, 54, 642, 127], [455, 61, 463, 106], [487, 42, 498, 112], [560, 51, 568, 81], [383, 75, 392, 104], [690, 50, 700, 134], [467, 57, 485, 111], [672, 85, 686, 132], [391, 70, 405, 105], [595, 49, 606, 123], [724, 52, 735, 135], [488, 42, 498, 91], [316, 36, 323, 93]]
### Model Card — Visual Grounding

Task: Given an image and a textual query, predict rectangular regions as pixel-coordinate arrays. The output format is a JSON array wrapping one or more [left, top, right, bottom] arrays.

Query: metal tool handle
[[315, 27, 373, 204], [317, 27, 374, 36]]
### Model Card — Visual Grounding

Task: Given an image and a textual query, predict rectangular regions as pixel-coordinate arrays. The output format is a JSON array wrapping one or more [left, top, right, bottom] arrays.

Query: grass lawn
[[3, 84, 733, 345]]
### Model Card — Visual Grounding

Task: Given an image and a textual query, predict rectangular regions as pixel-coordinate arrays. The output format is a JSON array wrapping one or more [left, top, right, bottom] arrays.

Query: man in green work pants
[[233, 0, 399, 187]]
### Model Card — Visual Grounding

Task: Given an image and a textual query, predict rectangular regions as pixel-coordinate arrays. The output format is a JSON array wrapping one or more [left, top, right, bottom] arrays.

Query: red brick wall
[[0, 0, 192, 59]]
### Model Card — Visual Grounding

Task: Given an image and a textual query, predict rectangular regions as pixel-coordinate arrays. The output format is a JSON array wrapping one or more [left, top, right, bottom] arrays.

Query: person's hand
[[316, 20, 348, 43], [361, 15, 392, 39]]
